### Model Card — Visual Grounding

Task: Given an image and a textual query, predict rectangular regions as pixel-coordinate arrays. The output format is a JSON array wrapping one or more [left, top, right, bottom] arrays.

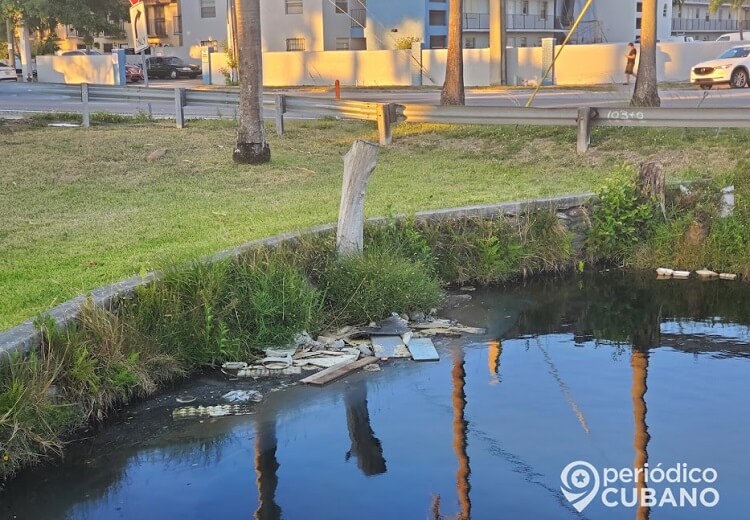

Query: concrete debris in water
[[222, 390, 263, 403], [221, 361, 248, 370], [172, 404, 254, 419], [237, 366, 302, 378]]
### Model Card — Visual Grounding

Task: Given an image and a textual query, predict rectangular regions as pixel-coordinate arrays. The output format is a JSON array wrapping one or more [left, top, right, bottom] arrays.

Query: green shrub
[[320, 250, 443, 325], [588, 169, 655, 262]]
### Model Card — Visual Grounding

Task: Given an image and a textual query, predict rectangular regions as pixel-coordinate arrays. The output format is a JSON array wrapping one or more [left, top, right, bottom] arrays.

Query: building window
[[429, 10, 447, 26], [637, 2, 642, 13], [429, 35, 446, 48], [663, 4, 667, 17], [200, 0, 216, 18], [336, 37, 350, 50], [286, 0, 303, 15], [103, 43, 113, 52], [335, 1, 347, 14], [286, 37, 305, 51], [541, 1, 548, 20], [522, 1, 529, 15], [695, 9, 700, 19], [464, 37, 476, 48], [636, 18, 642, 29], [519, 36, 527, 47]]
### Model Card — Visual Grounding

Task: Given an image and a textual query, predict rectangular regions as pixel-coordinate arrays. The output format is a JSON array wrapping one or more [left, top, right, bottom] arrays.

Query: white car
[[690, 45, 750, 89], [0, 61, 17, 81]]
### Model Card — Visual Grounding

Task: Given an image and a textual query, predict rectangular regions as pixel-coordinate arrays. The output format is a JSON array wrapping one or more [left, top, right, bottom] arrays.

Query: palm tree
[[441, 0, 465, 105], [233, 0, 270, 164], [631, 0, 661, 107], [709, 0, 749, 40]]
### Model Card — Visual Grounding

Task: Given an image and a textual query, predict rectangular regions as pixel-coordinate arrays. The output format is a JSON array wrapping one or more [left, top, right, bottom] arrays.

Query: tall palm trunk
[[441, 0, 465, 105], [631, 0, 660, 107], [233, 0, 270, 164]]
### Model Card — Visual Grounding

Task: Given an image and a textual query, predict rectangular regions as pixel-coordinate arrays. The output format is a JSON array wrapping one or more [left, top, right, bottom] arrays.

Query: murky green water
[[2, 272, 749, 519]]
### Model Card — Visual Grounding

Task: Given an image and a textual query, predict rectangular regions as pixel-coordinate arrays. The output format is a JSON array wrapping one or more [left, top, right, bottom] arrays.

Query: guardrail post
[[81, 83, 90, 128], [274, 94, 286, 136], [377, 103, 393, 146], [576, 106, 593, 155], [175, 88, 186, 129]]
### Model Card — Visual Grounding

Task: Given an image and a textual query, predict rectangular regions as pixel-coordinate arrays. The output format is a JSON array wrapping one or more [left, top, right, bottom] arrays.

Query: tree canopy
[[1, 0, 128, 41]]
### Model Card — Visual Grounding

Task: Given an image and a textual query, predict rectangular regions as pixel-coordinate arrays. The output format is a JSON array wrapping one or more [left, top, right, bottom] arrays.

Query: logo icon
[[561, 460, 600, 512]]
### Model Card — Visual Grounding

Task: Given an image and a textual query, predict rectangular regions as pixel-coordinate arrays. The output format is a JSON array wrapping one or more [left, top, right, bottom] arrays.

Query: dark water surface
[[2, 272, 749, 520]]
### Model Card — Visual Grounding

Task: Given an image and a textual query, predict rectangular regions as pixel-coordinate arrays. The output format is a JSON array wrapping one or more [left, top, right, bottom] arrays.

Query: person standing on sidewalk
[[625, 43, 637, 84]]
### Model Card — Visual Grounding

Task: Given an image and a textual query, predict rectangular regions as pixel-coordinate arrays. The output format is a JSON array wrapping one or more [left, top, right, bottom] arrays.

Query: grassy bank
[[0, 211, 572, 482], [3, 117, 750, 329]]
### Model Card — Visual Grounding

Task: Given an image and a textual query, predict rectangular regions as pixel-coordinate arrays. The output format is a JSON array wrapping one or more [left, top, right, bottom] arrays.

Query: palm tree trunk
[[441, 0, 465, 105], [233, 0, 270, 164], [631, 0, 660, 107]]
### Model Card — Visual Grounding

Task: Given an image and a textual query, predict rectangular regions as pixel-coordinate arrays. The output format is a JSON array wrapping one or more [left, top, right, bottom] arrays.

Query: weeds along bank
[[2, 161, 749, 483]]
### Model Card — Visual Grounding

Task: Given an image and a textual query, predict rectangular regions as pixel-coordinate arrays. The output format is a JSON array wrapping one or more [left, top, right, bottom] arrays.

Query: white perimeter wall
[[39, 41, 739, 87], [37, 55, 117, 85]]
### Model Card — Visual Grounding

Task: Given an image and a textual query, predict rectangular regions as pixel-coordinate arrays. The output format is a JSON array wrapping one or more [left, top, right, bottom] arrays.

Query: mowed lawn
[[2, 116, 750, 330]]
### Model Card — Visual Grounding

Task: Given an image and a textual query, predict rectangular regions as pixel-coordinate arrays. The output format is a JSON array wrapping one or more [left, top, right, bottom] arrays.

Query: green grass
[[3, 117, 750, 330]]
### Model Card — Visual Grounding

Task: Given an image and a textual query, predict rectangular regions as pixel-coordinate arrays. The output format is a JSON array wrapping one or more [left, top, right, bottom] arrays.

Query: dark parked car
[[146, 56, 201, 79]]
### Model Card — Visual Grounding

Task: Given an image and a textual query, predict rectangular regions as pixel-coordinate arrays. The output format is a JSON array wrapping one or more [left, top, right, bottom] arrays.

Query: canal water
[[1, 272, 748, 519]]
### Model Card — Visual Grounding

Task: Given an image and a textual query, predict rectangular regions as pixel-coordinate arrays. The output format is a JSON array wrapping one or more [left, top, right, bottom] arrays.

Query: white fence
[[35, 41, 738, 87]]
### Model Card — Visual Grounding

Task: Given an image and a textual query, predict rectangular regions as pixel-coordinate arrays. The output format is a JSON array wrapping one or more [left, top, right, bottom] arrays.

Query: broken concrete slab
[[408, 338, 440, 361], [360, 315, 410, 336], [296, 354, 358, 369], [372, 335, 409, 358]]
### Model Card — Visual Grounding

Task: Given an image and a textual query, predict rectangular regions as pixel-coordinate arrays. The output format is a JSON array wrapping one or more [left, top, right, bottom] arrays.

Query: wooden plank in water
[[408, 338, 440, 361], [300, 356, 378, 386]]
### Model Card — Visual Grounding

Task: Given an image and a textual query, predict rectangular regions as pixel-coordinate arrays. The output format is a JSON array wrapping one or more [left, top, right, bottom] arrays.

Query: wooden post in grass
[[81, 83, 90, 128], [576, 106, 592, 155], [274, 94, 286, 136], [336, 140, 380, 256], [174, 87, 186, 129]]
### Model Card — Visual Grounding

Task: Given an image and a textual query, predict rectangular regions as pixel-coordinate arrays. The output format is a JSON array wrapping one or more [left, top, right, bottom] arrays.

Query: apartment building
[[671, 0, 750, 41], [46, 0, 750, 55]]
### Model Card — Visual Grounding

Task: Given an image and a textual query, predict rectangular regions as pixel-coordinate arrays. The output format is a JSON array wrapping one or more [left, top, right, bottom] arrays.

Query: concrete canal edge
[[0, 193, 593, 359]]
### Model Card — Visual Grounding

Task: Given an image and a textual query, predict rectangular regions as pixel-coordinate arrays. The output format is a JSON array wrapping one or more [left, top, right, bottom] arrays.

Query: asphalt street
[[2, 79, 750, 120]]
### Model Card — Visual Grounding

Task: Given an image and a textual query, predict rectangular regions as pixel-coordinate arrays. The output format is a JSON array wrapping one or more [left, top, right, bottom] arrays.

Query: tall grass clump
[[125, 256, 324, 365], [320, 248, 443, 326], [416, 212, 573, 285]]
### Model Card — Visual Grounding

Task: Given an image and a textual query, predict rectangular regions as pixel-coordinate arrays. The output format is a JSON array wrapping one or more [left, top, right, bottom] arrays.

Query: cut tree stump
[[336, 140, 380, 256], [637, 161, 665, 217]]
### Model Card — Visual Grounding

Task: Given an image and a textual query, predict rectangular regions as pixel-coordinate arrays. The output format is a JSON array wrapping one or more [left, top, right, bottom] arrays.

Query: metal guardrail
[[401, 104, 579, 126], [15, 82, 750, 152]]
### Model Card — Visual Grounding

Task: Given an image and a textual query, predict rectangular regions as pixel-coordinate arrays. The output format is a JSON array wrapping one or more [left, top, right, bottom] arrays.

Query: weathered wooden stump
[[336, 140, 380, 256], [637, 161, 665, 217]]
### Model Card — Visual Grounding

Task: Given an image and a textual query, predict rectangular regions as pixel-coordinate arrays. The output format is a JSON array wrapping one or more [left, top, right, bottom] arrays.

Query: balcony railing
[[507, 14, 563, 31], [463, 13, 489, 30], [148, 17, 167, 37], [671, 18, 750, 32], [351, 8, 366, 28], [173, 15, 182, 35]]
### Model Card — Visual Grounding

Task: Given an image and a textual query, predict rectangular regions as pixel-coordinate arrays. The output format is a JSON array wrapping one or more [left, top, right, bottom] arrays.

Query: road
[[2, 80, 750, 120]]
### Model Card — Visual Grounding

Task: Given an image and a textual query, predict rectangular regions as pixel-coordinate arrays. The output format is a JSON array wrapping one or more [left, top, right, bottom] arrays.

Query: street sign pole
[[130, 0, 150, 86], [141, 51, 149, 87]]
